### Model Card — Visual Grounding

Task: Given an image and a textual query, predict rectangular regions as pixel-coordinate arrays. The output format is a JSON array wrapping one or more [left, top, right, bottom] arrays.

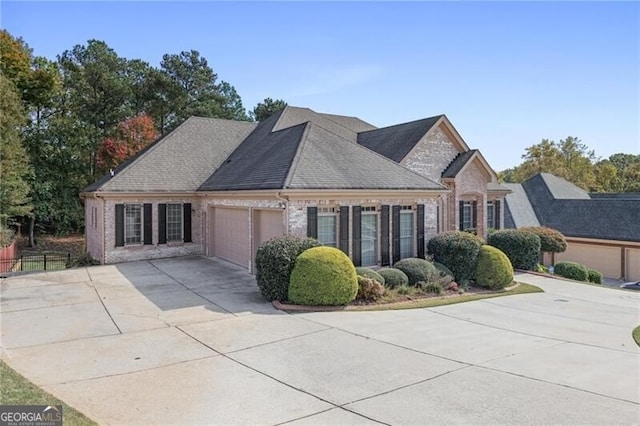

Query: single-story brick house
[[81, 106, 510, 270], [503, 173, 640, 280]]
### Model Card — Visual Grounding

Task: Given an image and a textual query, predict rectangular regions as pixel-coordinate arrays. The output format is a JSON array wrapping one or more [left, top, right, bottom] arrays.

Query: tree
[[58, 40, 132, 177], [501, 137, 596, 190], [0, 30, 32, 98], [0, 75, 32, 227], [217, 81, 249, 121], [96, 114, 158, 173], [252, 97, 287, 121], [592, 160, 622, 192]]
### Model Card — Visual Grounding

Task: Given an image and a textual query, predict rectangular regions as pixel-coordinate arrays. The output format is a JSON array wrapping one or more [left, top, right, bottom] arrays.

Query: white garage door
[[211, 207, 250, 268]]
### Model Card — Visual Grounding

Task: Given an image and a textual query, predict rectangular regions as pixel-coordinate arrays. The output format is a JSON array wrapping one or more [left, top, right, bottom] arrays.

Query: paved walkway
[[1, 257, 639, 425]]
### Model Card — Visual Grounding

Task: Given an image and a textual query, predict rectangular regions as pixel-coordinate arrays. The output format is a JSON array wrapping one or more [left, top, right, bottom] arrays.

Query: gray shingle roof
[[199, 112, 304, 191], [357, 115, 443, 162], [319, 113, 377, 133], [503, 183, 540, 227], [273, 107, 357, 142], [538, 173, 590, 199], [442, 150, 478, 178], [504, 173, 640, 242], [286, 123, 445, 190], [85, 117, 257, 192]]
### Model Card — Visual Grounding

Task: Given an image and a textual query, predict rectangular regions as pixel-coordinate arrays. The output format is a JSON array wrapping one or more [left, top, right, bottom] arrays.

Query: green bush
[[420, 281, 443, 295], [553, 261, 589, 282], [378, 268, 409, 288], [433, 262, 454, 279], [0, 227, 15, 248], [356, 276, 385, 302], [255, 235, 321, 301], [587, 268, 603, 284], [520, 227, 567, 253], [426, 231, 483, 285], [475, 245, 514, 290], [288, 246, 358, 305], [487, 229, 541, 270], [355, 267, 385, 286], [393, 258, 438, 286]]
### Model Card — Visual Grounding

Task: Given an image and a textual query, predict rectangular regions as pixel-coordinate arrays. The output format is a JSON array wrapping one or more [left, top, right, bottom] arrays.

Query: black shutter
[[380, 205, 390, 266], [307, 207, 317, 239], [352, 206, 361, 267], [472, 201, 478, 229], [459, 201, 464, 231], [417, 204, 425, 258], [143, 204, 152, 245], [339, 206, 349, 255], [392, 205, 401, 263], [115, 204, 124, 247], [158, 204, 167, 244], [495, 200, 501, 229], [183, 203, 192, 243]]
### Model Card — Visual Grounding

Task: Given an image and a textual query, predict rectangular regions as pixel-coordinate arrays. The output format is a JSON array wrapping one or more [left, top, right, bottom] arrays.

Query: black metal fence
[[0, 253, 76, 274]]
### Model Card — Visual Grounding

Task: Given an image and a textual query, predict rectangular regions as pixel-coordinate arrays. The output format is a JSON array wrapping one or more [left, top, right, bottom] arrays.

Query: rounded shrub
[[356, 276, 385, 302], [587, 268, 603, 284], [474, 245, 514, 290], [487, 229, 541, 270], [393, 258, 438, 286], [520, 226, 567, 253], [377, 268, 409, 288], [255, 235, 321, 301], [426, 231, 483, 285], [288, 246, 358, 306], [355, 267, 385, 286], [553, 261, 589, 282], [433, 262, 454, 279]]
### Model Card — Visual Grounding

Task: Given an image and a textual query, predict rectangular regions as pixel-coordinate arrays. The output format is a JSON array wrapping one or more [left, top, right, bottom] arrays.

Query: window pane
[[167, 203, 183, 242], [487, 203, 494, 229], [361, 214, 378, 266], [400, 212, 414, 259], [124, 204, 142, 244], [462, 204, 472, 230], [317, 215, 337, 247]]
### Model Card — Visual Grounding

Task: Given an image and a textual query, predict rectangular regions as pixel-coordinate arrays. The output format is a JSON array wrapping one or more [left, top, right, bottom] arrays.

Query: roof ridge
[[283, 122, 312, 188], [358, 114, 444, 135], [318, 111, 377, 131]]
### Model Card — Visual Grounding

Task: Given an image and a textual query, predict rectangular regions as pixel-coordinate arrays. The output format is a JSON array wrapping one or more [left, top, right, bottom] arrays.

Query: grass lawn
[[0, 360, 96, 425], [633, 326, 640, 347]]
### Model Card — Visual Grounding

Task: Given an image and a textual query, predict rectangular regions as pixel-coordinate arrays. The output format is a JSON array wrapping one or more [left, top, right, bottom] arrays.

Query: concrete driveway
[[1, 256, 638, 425]]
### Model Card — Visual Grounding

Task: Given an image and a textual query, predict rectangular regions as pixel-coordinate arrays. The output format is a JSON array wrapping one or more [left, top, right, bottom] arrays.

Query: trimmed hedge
[[378, 268, 409, 288], [427, 231, 483, 285], [255, 236, 321, 301], [355, 267, 385, 286], [356, 276, 385, 302], [393, 258, 438, 286], [487, 229, 541, 270], [475, 245, 514, 290], [520, 226, 567, 253], [587, 268, 603, 284], [554, 261, 589, 282], [288, 246, 358, 305]]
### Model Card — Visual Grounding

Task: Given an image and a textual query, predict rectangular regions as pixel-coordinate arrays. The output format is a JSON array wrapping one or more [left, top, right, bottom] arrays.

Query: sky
[[2, 1, 638, 171]]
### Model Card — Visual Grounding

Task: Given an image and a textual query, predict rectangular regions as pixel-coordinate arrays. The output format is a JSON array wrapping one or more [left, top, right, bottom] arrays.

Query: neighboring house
[[82, 106, 509, 270], [504, 173, 640, 280]]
